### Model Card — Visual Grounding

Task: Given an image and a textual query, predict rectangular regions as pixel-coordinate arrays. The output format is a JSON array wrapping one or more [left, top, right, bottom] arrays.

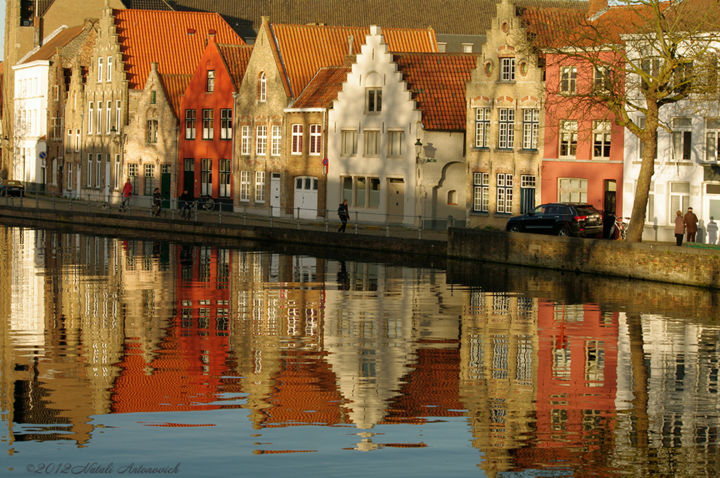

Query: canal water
[[0, 225, 718, 477]]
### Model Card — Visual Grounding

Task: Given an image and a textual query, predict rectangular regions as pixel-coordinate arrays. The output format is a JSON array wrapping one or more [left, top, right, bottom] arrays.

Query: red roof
[[159, 73, 192, 120], [292, 66, 350, 109], [114, 9, 245, 90], [217, 44, 254, 90], [268, 23, 437, 98], [395, 53, 479, 131]]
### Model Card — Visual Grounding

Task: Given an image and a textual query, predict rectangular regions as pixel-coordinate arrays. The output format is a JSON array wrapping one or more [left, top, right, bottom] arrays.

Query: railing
[[0, 191, 459, 240]]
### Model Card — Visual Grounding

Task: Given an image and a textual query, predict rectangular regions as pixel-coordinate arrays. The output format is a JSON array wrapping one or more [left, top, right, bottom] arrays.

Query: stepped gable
[[158, 73, 192, 119], [269, 23, 437, 99], [24, 26, 85, 62], [395, 52, 480, 131], [216, 44, 254, 90], [291, 66, 350, 109], [113, 9, 245, 90], [167, 0, 588, 37]]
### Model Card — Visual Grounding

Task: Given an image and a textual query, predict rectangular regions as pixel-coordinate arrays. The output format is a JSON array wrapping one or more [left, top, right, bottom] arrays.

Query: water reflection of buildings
[[458, 288, 538, 476], [612, 313, 720, 475]]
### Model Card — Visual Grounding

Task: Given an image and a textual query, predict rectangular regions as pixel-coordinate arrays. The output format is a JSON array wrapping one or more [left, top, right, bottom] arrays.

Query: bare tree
[[523, 0, 720, 241]]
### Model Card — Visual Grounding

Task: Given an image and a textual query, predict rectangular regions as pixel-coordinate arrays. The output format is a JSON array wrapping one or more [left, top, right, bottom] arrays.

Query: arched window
[[258, 72, 267, 102]]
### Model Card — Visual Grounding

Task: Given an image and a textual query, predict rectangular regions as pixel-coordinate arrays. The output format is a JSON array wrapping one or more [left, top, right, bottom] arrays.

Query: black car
[[0, 179, 24, 197], [506, 203, 603, 237]]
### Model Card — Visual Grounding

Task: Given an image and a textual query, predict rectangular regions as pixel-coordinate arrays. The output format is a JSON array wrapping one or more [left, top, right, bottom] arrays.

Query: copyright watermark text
[[25, 462, 181, 474]]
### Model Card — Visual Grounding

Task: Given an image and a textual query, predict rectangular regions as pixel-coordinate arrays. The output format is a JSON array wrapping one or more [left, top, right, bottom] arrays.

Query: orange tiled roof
[[395, 53, 479, 131], [25, 26, 85, 63], [269, 23, 437, 98], [217, 44, 254, 90], [158, 73, 192, 120], [291, 66, 350, 109], [114, 9, 246, 90]]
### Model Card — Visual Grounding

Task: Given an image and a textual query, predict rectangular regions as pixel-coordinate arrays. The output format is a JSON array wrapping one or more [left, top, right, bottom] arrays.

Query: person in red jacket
[[121, 179, 133, 211]]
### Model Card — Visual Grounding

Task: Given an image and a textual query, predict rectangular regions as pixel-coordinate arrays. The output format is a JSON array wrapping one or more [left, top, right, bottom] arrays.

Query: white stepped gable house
[[327, 26, 422, 226]]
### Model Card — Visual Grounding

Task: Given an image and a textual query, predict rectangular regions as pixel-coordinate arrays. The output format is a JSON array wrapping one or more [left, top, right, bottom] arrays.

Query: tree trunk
[[626, 313, 649, 449], [626, 108, 659, 243]]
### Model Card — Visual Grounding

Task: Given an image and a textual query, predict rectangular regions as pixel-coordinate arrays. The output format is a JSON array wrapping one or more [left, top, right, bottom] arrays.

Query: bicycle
[[609, 215, 628, 240]]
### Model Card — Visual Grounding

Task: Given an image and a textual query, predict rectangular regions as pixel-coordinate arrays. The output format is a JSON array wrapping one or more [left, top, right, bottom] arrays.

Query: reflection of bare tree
[[626, 314, 649, 451]]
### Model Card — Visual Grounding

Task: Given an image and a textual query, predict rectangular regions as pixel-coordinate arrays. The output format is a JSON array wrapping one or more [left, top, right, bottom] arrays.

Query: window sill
[[471, 211, 490, 215], [473, 147, 490, 151]]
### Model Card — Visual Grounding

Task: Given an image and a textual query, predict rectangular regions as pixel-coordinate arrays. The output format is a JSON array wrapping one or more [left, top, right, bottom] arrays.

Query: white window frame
[[672, 117, 692, 161], [560, 66, 577, 94], [106, 101, 112, 133], [706, 118, 720, 162], [309, 124, 322, 155], [522, 109, 539, 150], [220, 109, 232, 140], [669, 182, 690, 224], [185, 109, 196, 140], [592, 120, 612, 159], [114, 155, 121, 190], [202, 109, 214, 140], [496, 173, 513, 214], [241, 126, 250, 155], [256, 125, 267, 155], [558, 177, 588, 203], [255, 171, 265, 203], [219, 158, 231, 198], [500, 57, 515, 82], [475, 108, 490, 148], [364, 130, 380, 156], [107, 56, 113, 82], [473, 172, 489, 212], [96, 101, 103, 135], [97, 57, 103, 83], [240, 171, 250, 201], [367, 88, 382, 113], [387, 130, 404, 157], [291, 124, 303, 155], [88, 103, 94, 134], [86, 154, 93, 187], [498, 109, 514, 149], [559, 120, 578, 158], [206, 70, 215, 92], [271, 125, 281, 156], [115, 100, 121, 132], [259, 72, 267, 102], [341, 130, 357, 156], [96, 154, 102, 188]]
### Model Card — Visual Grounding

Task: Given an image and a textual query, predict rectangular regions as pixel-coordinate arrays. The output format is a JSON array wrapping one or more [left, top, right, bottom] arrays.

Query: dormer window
[[258, 72, 267, 102], [500, 57, 515, 82], [207, 70, 215, 92], [367, 88, 382, 113]]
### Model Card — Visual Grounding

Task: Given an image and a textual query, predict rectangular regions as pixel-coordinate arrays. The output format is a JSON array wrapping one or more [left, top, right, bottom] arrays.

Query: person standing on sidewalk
[[684, 207, 698, 242], [337, 199, 349, 232], [674, 210, 685, 246], [121, 179, 133, 211]]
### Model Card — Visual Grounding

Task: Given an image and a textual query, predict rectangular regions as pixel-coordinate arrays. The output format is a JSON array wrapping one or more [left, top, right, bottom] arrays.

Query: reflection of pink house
[[523, 300, 618, 469], [542, 52, 625, 217]]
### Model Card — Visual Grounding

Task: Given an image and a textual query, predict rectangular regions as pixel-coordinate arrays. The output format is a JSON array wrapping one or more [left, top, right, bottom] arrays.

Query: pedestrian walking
[[674, 210, 685, 246], [708, 216, 718, 245], [121, 179, 133, 211], [337, 199, 349, 232], [684, 207, 698, 242]]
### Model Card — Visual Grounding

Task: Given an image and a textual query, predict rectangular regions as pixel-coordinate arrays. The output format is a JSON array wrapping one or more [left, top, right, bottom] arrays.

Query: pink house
[[541, 50, 625, 221]]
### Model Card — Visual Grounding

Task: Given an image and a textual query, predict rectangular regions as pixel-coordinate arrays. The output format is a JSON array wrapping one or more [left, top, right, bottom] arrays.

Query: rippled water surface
[[1, 226, 719, 477]]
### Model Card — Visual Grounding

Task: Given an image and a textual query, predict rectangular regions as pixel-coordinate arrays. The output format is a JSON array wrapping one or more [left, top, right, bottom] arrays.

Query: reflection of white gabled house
[[328, 26, 422, 226], [623, 39, 720, 243]]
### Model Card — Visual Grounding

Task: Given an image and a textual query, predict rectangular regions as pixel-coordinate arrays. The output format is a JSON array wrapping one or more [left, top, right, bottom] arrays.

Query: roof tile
[[395, 53, 479, 131], [291, 66, 350, 108], [114, 9, 245, 90]]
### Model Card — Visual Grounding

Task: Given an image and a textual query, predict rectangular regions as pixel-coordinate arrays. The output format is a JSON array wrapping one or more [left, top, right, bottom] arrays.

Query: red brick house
[[178, 34, 252, 209]]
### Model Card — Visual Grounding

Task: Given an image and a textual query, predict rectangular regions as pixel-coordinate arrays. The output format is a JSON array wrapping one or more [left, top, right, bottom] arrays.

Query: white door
[[293, 176, 318, 219], [270, 173, 281, 217]]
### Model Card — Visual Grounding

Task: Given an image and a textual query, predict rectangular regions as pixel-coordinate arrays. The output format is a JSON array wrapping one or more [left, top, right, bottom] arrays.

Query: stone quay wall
[[448, 228, 720, 289]]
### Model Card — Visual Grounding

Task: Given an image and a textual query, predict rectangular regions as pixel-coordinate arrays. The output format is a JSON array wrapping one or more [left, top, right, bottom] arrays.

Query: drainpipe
[[232, 92, 237, 212]]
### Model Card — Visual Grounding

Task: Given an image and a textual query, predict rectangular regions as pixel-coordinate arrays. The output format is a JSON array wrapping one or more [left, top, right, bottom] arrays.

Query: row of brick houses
[[6, 0, 720, 239]]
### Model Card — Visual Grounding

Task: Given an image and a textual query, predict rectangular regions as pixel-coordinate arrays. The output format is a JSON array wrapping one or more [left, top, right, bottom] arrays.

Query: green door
[[161, 172, 171, 208]]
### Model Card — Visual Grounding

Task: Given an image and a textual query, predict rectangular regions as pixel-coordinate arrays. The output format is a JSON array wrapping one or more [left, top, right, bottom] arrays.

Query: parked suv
[[506, 203, 603, 237]]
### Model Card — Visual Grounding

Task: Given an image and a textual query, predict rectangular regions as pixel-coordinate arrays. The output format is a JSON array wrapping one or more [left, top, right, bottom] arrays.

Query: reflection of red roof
[[395, 53, 479, 131], [111, 334, 231, 413], [114, 9, 245, 90], [268, 23, 437, 98], [292, 66, 350, 109], [261, 350, 346, 426], [383, 347, 463, 424]]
